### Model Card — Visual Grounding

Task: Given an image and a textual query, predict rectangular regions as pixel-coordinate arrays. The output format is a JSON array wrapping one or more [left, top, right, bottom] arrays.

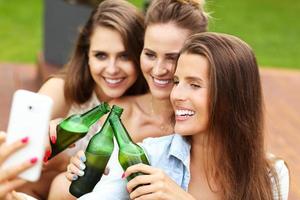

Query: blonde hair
[[145, 0, 208, 34]]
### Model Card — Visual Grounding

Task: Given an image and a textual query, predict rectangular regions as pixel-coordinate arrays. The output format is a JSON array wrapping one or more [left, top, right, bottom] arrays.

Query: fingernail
[[30, 157, 38, 164], [43, 155, 48, 163], [121, 173, 125, 179], [80, 155, 86, 162], [43, 150, 51, 162], [79, 163, 86, 170], [21, 137, 29, 143], [51, 136, 56, 144], [73, 175, 78, 180], [78, 170, 84, 176], [46, 149, 52, 157]]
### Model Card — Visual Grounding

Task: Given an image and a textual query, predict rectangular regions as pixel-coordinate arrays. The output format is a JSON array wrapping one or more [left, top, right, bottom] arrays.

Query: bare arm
[[38, 77, 70, 119]]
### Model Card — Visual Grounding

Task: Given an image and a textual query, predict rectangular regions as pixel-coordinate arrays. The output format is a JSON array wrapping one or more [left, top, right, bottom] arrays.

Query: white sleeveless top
[[64, 92, 103, 156]]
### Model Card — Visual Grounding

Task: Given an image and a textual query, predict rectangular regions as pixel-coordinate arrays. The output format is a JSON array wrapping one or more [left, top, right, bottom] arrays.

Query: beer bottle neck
[[109, 115, 133, 147], [81, 102, 110, 127]]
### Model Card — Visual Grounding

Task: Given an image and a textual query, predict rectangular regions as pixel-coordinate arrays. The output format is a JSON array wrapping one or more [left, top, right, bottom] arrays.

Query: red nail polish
[[121, 173, 125, 179], [30, 157, 38, 164], [46, 149, 52, 157], [51, 136, 56, 144], [21, 137, 29, 143], [43, 155, 48, 163], [43, 150, 50, 162]]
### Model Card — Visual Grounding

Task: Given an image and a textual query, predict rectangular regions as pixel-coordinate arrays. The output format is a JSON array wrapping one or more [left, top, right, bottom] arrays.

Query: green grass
[[0, 0, 299, 69], [207, 0, 300, 69], [0, 0, 42, 63]]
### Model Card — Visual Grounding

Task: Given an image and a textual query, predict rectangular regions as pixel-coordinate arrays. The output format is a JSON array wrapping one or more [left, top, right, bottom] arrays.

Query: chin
[[174, 125, 190, 136], [150, 89, 171, 100], [104, 90, 126, 99]]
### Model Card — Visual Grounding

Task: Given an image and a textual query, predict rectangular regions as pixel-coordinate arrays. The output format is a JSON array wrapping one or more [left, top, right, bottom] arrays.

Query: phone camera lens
[[28, 106, 33, 110]]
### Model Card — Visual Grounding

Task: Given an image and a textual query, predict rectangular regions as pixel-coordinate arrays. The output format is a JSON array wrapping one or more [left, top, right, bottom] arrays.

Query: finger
[[129, 183, 157, 200], [0, 157, 38, 182], [68, 163, 84, 177], [0, 137, 28, 165], [0, 179, 27, 196], [125, 164, 156, 178], [103, 167, 110, 175], [133, 192, 160, 200], [70, 155, 86, 171], [76, 150, 86, 163], [65, 171, 78, 182], [127, 174, 157, 193], [49, 118, 63, 143]]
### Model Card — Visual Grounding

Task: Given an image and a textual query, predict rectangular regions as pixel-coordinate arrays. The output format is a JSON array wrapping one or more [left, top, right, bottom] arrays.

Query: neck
[[190, 133, 207, 167], [150, 94, 174, 119]]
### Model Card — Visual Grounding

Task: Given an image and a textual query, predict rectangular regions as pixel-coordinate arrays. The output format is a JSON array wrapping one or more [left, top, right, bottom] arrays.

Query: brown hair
[[145, 0, 208, 34], [180, 32, 280, 199], [63, 0, 148, 105]]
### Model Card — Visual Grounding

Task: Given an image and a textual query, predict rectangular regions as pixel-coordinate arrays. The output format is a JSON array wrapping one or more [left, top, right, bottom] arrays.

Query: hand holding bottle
[[125, 164, 195, 200], [65, 150, 86, 181], [0, 132, 38, 198], [65, 150, 110, 181]]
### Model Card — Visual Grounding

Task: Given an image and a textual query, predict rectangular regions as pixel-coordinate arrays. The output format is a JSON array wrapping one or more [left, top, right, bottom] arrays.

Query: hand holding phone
[[1, 90, 53, 182]]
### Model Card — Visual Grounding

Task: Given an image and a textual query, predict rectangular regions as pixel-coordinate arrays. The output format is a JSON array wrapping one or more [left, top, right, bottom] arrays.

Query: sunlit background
[[0, 0, 299, 199]]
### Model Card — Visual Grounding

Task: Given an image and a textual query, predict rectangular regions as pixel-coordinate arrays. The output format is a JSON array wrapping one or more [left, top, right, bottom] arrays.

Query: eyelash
[[145, 52, 156, 59], [190, 84, 201, 89], [94, 52, 107, 60]]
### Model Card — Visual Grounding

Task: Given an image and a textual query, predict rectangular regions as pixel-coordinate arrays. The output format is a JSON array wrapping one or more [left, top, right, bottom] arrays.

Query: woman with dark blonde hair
[[124, 32, 289, 199]]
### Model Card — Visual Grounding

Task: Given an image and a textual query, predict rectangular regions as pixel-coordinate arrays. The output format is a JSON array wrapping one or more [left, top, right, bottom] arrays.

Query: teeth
[[105, 78, 123, 84], [153, 78, 170, 85], [175, 109, 195, 116]]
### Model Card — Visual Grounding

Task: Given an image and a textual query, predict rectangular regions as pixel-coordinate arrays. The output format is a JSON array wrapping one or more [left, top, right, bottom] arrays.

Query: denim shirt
[[79, 134, 190, 200], [79, 134, 289, 200]]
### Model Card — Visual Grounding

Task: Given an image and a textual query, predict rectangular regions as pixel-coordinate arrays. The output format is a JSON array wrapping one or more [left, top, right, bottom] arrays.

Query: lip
[[151, 76, 173, 88], [174, 107, 195, 122], [103, 77, 126, 88]]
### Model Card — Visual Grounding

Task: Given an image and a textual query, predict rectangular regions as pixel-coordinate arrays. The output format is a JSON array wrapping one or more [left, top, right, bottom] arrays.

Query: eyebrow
[[144, 48, 179, 57], [185, 76, 204, 83]]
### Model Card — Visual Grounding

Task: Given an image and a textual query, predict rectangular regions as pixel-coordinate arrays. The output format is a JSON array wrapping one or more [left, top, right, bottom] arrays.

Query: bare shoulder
[[110, 94, 150, 119], [110, 96, 138, 119], [38, 77, 70, 118], [39, 77, 65, 94]]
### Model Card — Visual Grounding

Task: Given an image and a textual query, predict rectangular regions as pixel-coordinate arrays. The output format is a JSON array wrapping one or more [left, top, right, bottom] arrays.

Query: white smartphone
[[2, 89, 53, 182]]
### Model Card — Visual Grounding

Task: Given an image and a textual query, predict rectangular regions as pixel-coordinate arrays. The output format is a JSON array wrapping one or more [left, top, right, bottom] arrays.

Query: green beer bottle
[[109, 110, 150, 184], [49, 102, 110, 159], [69, 105, 123, 197]]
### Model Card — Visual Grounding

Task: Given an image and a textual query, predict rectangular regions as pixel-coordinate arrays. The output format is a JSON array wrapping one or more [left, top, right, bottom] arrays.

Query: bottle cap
[[111, 105, 123, 116], [100, 102, 111, 112]]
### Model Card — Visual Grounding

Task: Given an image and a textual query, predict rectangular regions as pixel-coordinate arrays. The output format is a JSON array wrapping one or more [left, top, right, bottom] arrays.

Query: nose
[[170, 83, 186, 103], [106, 58, 120, 75], [152, 60, 168, 76]]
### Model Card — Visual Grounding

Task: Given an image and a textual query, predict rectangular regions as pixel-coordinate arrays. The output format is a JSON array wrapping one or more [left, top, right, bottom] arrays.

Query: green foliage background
[[0, 0, 299, 68]]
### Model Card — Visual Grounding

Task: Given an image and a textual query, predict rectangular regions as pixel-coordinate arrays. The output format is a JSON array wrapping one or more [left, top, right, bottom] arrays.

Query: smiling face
[[170, 53, 210, 136], [88, 26, 137, 101], [140, 23, 190, 100]]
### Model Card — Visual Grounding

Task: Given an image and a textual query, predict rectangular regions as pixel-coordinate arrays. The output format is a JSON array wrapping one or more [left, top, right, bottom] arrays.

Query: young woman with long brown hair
[[124, 32, 289, 200], [18, 0, 147, 199]]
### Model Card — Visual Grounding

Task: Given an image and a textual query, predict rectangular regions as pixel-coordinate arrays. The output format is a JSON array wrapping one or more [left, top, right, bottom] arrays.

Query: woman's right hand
[[65, 150, 86, 181], [43, 118, 63, 162], [0, 132, 38, 198]]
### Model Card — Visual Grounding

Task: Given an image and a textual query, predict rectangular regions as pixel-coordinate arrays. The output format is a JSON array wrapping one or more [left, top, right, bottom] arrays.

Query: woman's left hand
[[125, 164, 195, 200]]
